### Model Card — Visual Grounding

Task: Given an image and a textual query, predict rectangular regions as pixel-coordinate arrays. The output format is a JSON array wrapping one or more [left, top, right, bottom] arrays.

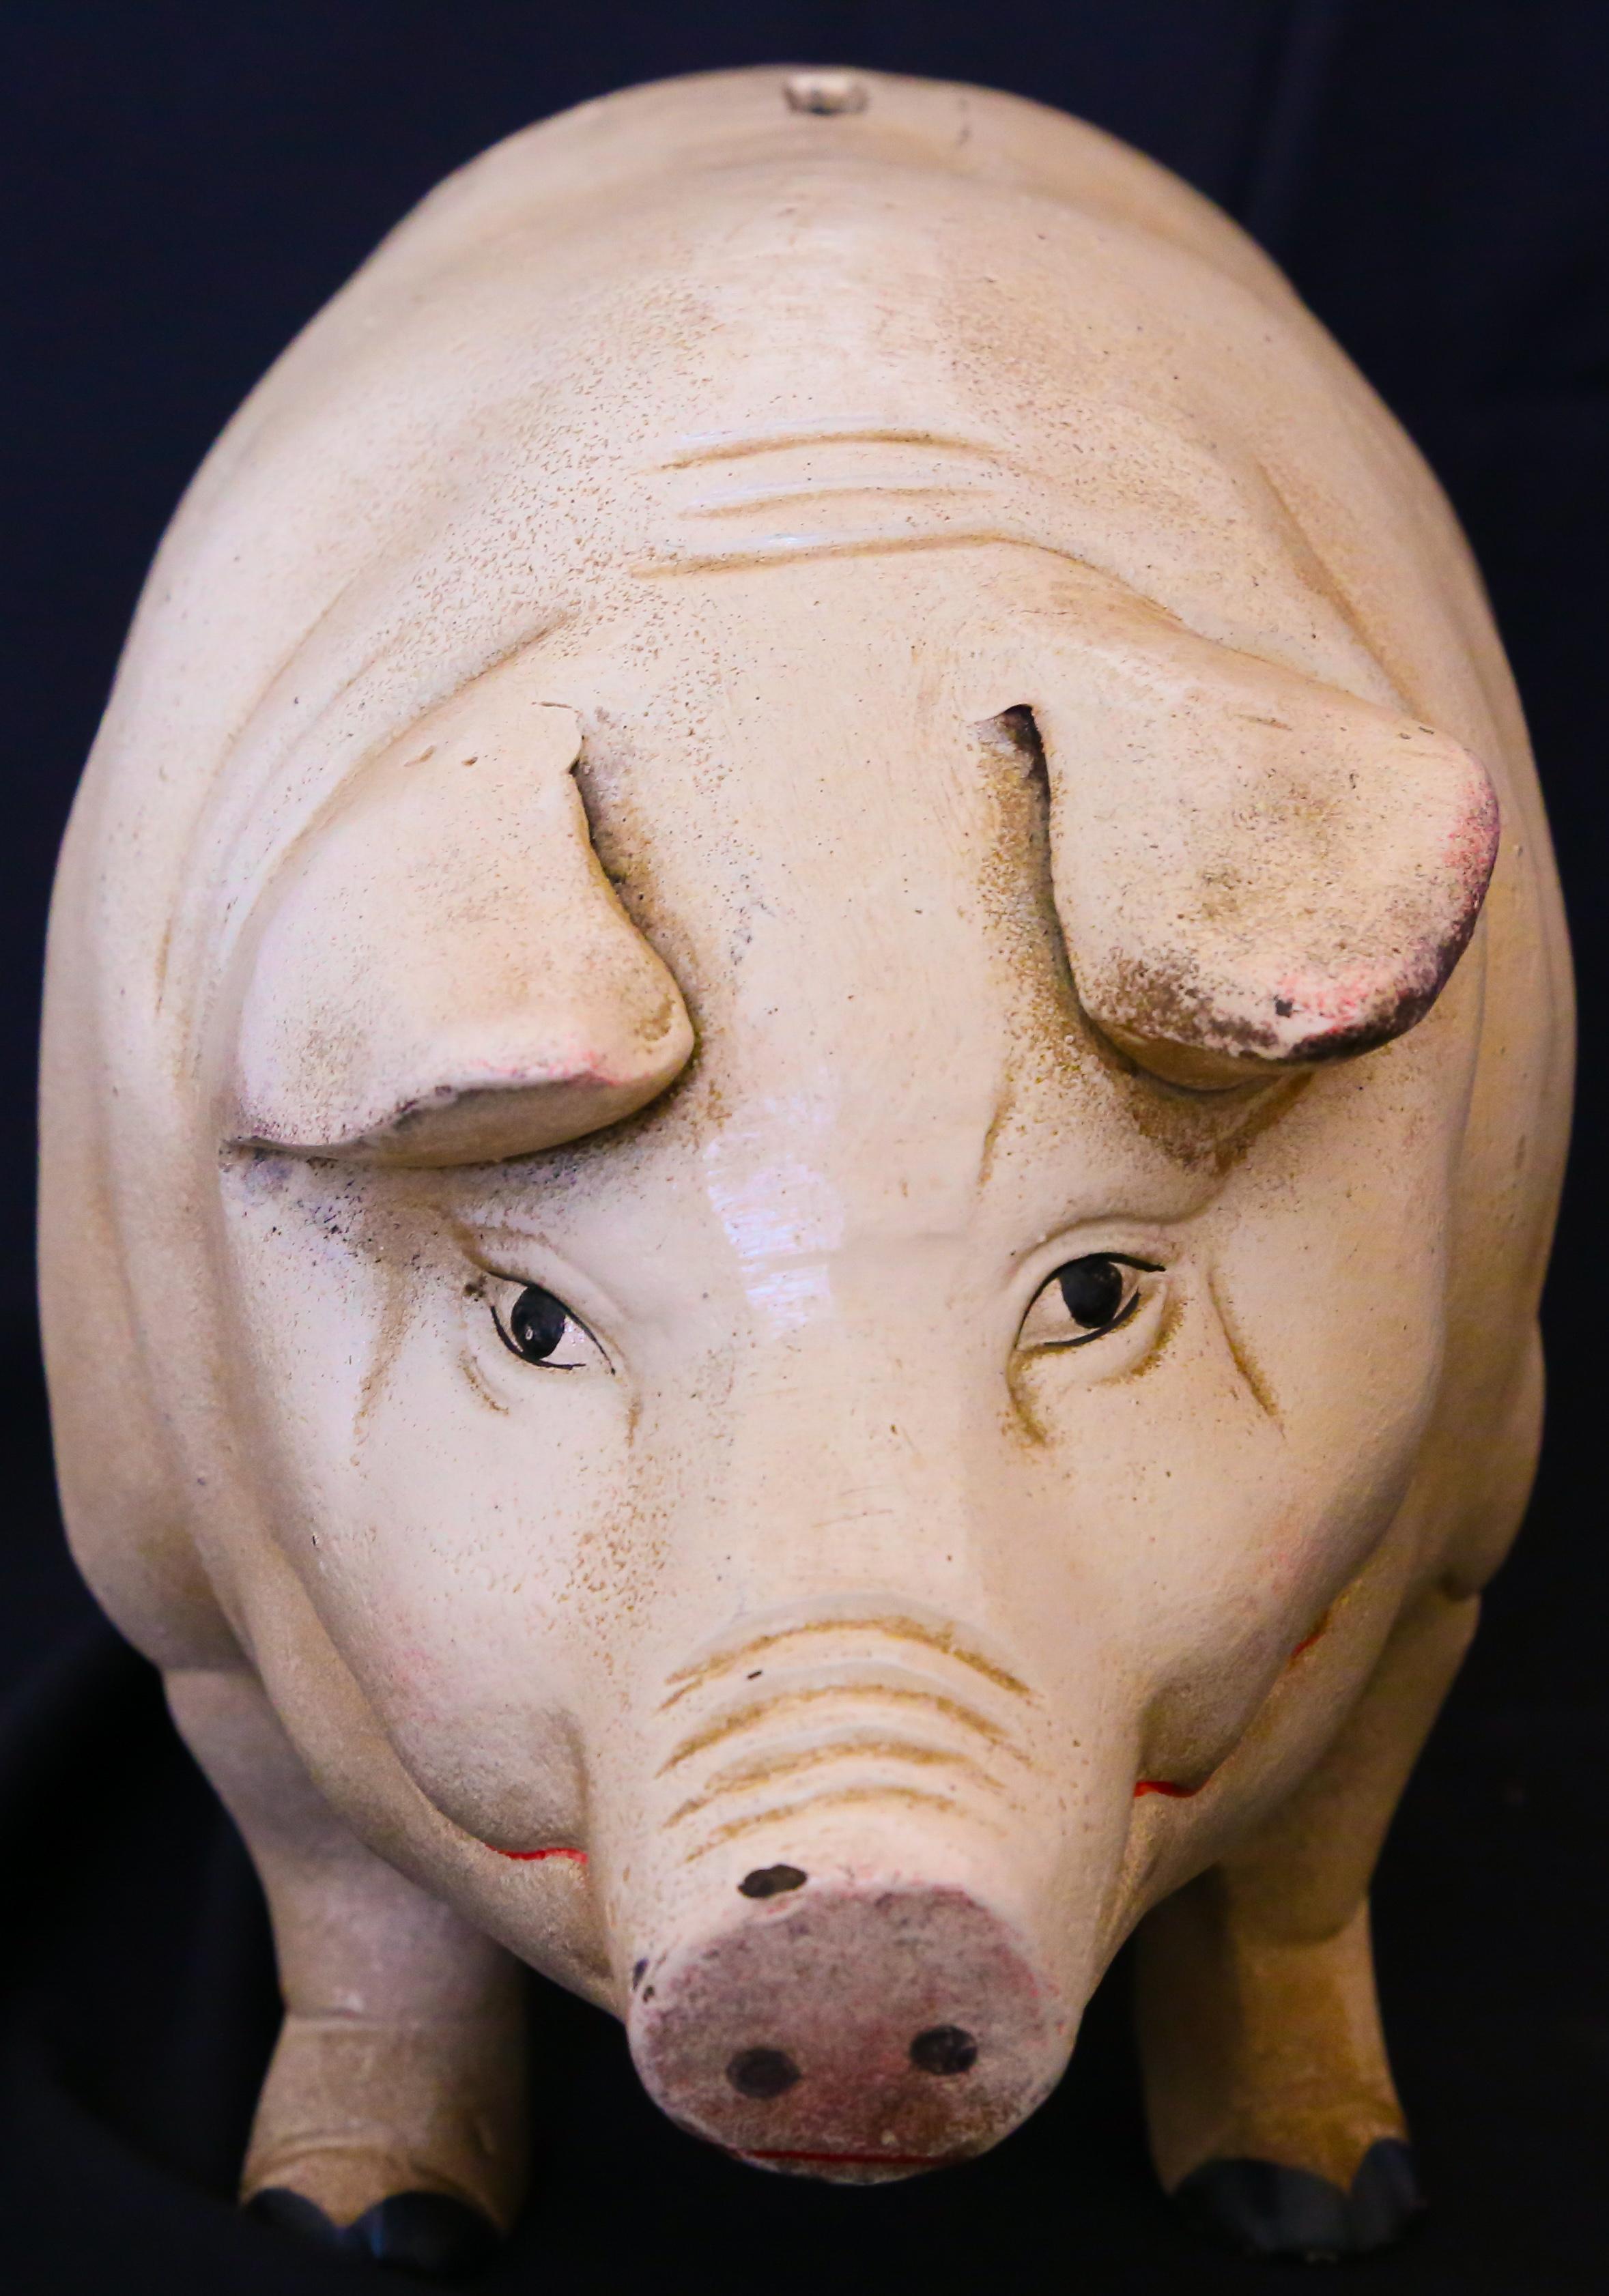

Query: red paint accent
[[737, 2147, 943, 2168], [490, 1845, 588, 1863], [1289, 1612, 1330, 1663], [1133, 1778, 1201, 1800]]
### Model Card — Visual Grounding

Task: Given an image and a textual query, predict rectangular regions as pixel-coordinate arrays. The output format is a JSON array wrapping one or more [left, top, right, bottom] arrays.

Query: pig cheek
[[1124, 1359, 1436, 1791], [1038, 1237, 1438, 1785], [1190, 1187, 1449, 1631], [1015, 1295, 1286, 1583], [221, 1221, 614, 1846], [330, 1325, 629, 1843], [1010, 1303, 1363, 1777]]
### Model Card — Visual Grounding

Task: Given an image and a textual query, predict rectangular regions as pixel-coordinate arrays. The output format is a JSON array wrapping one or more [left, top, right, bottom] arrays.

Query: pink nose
[[627, 1875, 1070, 2181]]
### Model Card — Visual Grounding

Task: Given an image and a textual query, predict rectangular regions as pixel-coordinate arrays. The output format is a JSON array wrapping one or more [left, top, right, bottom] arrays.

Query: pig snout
[[629, 1877, 1066, 2179], [618, 1618, 1077, 2181]]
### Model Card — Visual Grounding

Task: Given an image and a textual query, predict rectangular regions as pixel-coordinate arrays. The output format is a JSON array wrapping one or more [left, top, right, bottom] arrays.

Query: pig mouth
[[730, 2144, 950, 2174]]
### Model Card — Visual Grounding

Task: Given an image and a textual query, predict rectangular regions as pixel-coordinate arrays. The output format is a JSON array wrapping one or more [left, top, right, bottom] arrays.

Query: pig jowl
[[604, 1610, 1082, 2181]]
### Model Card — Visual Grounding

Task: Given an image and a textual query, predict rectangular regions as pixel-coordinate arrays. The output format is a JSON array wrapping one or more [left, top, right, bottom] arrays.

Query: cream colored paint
[[40, 68, 1569, 2226]]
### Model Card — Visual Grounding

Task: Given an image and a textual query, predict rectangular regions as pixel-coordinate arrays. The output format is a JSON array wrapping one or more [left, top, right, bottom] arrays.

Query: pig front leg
[[1134, 1578, 1479, 2262], [166, 1667, 527, 2280]]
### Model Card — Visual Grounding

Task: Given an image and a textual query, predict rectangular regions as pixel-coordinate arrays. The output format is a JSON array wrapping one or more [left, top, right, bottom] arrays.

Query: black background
[[3, 5, 1607, 2291]]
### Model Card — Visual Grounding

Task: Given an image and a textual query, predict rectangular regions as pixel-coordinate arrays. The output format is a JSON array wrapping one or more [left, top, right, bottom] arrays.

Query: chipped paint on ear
[[1009, 597, 1502, 1083]]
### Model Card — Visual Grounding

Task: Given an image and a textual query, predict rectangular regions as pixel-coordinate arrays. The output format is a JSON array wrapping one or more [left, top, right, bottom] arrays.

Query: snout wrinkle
[[659, 1609, 1036, 1710], [659, 1663, 1032, 1775], [686, 1782, 999, 1861], [653, 1613, 1042, 1872], [667, 1727, 1014, 1841], [671, 1728, 1003, 1815]]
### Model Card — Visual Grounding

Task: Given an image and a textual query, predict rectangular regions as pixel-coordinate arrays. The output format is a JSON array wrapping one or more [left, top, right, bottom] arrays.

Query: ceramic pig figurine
[[40, 64, 1571, 2276]]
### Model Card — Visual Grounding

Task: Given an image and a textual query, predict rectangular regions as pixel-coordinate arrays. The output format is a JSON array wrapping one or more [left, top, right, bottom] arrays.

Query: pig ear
[[1021, 614, 1499, 1087], [226, 704, 694, 1164]]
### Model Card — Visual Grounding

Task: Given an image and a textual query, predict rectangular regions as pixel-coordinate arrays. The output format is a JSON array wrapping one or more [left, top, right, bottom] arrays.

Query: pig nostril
[[910, 2025, 978, 2076], [738, 1864, 807, 1899], [726, 2046, 802, 2099]]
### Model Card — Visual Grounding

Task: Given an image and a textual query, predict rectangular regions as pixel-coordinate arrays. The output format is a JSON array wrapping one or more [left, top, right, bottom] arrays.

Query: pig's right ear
[[223, 704, 694, 1166]]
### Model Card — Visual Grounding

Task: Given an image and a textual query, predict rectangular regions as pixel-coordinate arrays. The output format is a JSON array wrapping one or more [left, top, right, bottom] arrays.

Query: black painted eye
[[509, 1285, 569, 1361], [1059, 1257, 1127, 1330], [488, 1282, 603, 1371], [1018, 1253, 1161, 1351]]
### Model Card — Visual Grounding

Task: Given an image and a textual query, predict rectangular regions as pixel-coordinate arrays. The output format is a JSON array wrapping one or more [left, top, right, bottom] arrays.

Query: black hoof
[[247, 2186, 502, 2279], [1174, 2138, 1424, 2261]]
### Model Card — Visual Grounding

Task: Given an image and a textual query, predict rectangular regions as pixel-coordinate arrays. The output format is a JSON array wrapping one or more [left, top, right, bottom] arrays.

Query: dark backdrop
[[3, 5, 1607, 2291]]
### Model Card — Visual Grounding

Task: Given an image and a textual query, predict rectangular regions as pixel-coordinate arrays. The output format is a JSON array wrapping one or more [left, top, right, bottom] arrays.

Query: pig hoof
[[247, 2186, 502, 2279], [1174, 2138, 1423, 2261]]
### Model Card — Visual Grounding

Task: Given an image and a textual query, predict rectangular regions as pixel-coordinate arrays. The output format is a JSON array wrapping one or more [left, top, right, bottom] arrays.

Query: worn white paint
[[40, 66, 1570, 2234]]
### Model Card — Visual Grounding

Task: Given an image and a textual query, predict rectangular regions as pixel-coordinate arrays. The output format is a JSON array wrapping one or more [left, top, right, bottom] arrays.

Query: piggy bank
[[39, 64, 1571, 2278]]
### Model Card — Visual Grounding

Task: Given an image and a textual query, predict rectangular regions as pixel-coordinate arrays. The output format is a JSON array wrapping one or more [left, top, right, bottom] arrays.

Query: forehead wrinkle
[[653, 422, 1007, 471], [644, 422, 1030, 577], [635, 527, 1062, 578], [630, 429, 1389, 707], [687, 477, 983, 518]]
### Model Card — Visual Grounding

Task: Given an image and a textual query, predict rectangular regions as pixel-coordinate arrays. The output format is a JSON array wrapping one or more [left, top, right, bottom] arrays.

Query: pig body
[[40, 67, 1570, 2268]]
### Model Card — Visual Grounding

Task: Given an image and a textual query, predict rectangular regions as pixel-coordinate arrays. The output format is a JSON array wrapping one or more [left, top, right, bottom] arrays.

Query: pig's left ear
[[224, 702, 694, 1164], [1021, 614, 1500, 1088]]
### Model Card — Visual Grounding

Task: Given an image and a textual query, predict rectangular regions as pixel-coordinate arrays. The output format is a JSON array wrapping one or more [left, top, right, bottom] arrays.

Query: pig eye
[[1018, 1254, 1161, 1351], [489, 1282, 603, 1371]]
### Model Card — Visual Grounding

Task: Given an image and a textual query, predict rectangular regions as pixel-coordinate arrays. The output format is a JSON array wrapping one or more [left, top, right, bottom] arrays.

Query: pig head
[[207, 543, 1495, 2177]]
